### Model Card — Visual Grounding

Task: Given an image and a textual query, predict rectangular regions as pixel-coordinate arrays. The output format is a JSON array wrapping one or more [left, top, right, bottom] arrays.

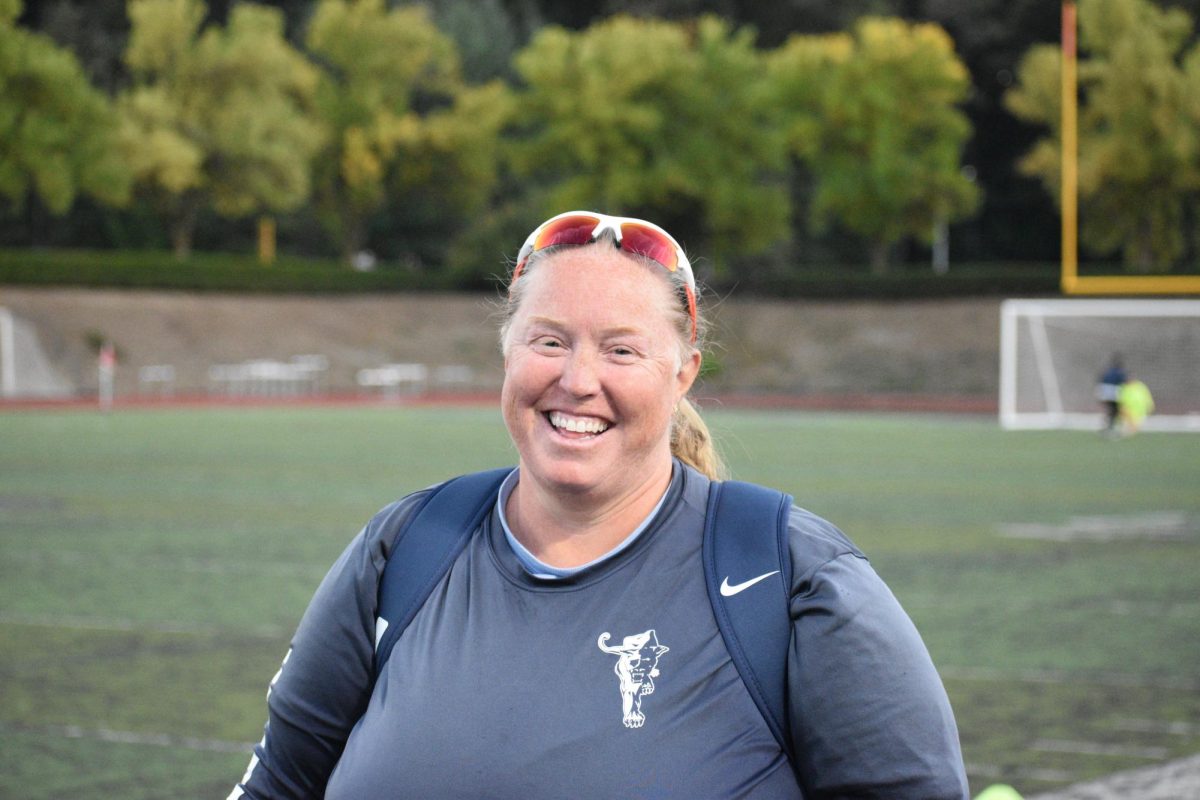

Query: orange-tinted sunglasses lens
[[619, 223, 679, 272], [532, 214, 600, 251]]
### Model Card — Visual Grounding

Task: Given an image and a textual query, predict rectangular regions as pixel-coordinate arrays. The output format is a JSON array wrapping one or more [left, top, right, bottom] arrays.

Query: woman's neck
[[505, 461, 673, 569]]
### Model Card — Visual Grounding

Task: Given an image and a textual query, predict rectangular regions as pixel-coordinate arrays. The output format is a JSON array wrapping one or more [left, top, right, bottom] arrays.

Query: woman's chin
[[526, 459, 608, 495]]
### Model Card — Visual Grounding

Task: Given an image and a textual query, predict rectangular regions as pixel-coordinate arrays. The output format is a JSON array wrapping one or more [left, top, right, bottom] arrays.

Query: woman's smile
[[546, 410, 612, 437]]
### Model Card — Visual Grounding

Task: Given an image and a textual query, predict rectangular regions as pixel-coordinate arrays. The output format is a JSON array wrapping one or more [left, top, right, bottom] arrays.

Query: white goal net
[[999, 299, 1200, 431]]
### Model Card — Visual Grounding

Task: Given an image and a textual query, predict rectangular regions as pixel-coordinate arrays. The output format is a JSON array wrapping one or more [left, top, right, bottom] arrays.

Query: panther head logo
[[597, 629, 669, 729]]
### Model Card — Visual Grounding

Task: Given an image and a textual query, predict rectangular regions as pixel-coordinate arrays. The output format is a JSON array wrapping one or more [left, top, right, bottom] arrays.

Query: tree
[[0, 0, 129, 215], [419, 0, 520, 83], [771, 17, 979, 273], [118, 0, 323, 258], [306, 0, 510, 263], [1006, 0, 1200, 272], [391, 79, 514, 271], [34, 0, 130, 92], [509, 15, 790, 273]]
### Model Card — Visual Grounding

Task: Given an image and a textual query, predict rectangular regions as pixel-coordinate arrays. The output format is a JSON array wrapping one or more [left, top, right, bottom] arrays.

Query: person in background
[[1095, 354, 1127, 436], [1118, 374, 1155, 436], [229, 211, 968, 799]]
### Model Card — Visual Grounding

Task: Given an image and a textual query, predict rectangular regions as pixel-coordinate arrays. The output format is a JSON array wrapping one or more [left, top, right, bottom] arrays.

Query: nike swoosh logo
[[719, 571, 780, 597]]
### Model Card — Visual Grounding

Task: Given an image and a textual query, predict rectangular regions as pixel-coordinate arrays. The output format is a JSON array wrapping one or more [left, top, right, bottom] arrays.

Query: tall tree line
[[5, 0, 1200, 275]]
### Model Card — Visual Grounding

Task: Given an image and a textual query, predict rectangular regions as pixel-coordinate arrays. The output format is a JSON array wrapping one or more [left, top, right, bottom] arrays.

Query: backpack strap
[[373, 467, 512, 677], [703, 479, 795, 762]]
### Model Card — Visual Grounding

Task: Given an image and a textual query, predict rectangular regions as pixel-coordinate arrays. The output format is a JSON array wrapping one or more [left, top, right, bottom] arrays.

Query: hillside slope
[[0, 287, 1002, 401]]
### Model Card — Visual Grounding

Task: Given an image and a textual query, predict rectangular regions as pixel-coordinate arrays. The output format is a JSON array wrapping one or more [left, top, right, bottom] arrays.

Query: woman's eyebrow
[[599, 325, 650, 340], [525, 317, 649, 339], [525, 315, 566, 331]]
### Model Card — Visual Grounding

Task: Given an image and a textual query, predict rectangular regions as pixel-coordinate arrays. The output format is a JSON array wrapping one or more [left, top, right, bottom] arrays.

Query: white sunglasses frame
[[512, 211, 698, 342]]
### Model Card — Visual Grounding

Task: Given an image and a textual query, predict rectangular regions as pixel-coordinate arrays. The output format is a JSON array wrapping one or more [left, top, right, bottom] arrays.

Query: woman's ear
[[676, 348, 702, 398]]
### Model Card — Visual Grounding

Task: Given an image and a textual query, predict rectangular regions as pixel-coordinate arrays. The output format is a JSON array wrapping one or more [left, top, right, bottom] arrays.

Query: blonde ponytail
[[671, 397, 727, 480]]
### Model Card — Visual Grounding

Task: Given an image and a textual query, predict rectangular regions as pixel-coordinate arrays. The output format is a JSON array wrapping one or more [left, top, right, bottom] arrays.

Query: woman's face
[[502, 246, 700, 502]]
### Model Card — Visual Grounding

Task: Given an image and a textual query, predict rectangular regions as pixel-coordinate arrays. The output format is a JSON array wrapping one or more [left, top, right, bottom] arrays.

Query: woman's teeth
[[548, 411, 609, 434]]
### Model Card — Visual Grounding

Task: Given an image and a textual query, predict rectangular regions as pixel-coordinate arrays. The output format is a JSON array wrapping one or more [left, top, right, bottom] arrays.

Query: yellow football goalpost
[[1059, 0, 1200, 295]]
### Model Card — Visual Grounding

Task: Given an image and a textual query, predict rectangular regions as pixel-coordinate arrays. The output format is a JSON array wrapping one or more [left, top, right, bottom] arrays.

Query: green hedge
[[0, 248, 1061, 297], [709, 263, 1062, 298], [0, 249, 461, 293]]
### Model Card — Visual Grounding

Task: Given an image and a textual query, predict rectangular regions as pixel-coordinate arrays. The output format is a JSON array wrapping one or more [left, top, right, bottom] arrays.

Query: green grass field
[[1, 405, 1198, 798]]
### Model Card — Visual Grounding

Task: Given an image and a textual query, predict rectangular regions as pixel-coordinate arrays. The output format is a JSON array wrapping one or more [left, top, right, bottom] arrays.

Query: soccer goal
[[999, 299, 1200, 431]]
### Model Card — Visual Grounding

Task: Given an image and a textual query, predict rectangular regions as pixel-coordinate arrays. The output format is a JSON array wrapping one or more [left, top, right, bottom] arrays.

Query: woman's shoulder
[[785, 504, 867, 582], [360, 483, 445, 555], [687, 466, 869, 579], [693, 467, 866, 570], [363, 468, 512, 556]]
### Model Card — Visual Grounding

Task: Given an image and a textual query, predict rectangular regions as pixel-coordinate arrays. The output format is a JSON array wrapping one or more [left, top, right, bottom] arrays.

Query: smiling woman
[[230, 212, 970, 799]]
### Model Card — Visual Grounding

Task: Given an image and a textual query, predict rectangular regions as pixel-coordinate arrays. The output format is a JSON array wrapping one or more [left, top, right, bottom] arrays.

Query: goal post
[[0, 306, 15, 398], [1058, 5, 1200, 296], [999, 299, 1200, 431]]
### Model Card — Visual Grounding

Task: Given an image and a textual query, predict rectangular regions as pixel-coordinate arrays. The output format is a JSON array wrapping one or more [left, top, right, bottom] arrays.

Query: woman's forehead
[[517, 248, 677, 323]]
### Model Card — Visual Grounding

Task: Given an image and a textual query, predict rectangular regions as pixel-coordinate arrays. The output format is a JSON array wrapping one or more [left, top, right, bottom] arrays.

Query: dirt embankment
[[0, 287, 1002, 404]]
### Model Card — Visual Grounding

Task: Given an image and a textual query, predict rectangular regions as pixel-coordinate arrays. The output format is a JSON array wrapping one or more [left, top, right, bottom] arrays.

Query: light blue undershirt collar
[[496, 467, 670, 579]]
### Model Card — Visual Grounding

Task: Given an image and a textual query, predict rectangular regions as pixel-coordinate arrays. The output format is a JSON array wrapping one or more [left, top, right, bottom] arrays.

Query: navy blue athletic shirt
[[230, 462, 968, 799]]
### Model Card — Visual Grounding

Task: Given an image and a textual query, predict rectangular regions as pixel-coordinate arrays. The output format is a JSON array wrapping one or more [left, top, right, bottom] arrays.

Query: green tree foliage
[[1007, 0, 1200, 272], [37, 0, 130, 92], [509, 15, 789, 272], [394, 79, 514, 270], [118, 0, 323, 258], [306, 0, 511, 263], [772, 17, 979, 273], [0, 0, 130, 214], [418, 0, 520, 82]]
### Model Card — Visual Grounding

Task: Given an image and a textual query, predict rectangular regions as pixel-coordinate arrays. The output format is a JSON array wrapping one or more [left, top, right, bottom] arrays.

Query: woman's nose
[[558, 348, 600, 397]]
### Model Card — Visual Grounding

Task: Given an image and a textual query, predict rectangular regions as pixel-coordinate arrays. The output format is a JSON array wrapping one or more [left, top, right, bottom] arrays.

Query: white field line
[[902, 596, 1200, 619], [966, 761, 1075, 785], [939, 665, 1200, 692], [1, 721, 254, 754], [2, 549, 329, 579], [0, 611, 287, 638], [1031, 739, 1170, 760], [1112, 718, 1199, 736], [997, 512, 1196, 543], [1105, 600, 1200, 618]]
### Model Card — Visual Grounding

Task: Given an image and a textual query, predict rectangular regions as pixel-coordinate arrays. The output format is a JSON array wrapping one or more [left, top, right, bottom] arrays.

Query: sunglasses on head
[[512, 211, 698, 343]]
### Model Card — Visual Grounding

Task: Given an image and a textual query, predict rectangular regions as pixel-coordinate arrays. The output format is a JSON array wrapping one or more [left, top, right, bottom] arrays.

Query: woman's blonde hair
[[502, 234, 726, 480], [671, 396, 726, 480]]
